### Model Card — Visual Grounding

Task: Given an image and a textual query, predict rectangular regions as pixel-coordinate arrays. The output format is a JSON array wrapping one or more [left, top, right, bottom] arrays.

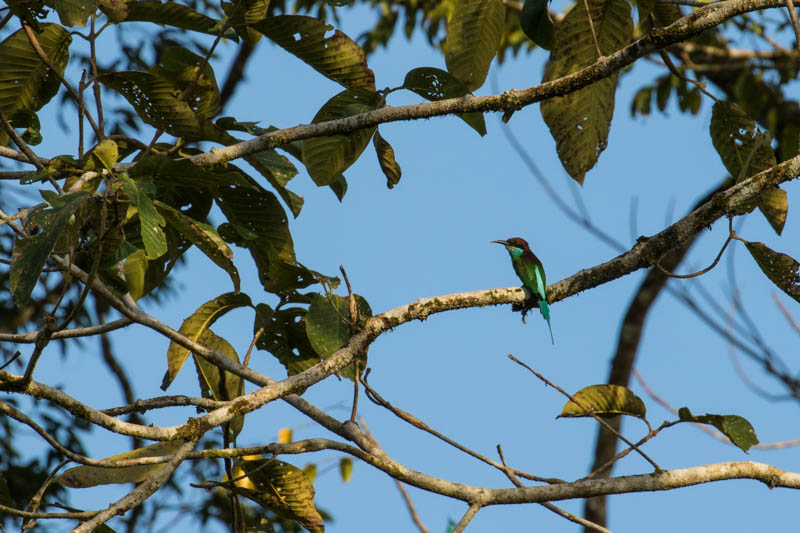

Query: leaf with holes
[[402, 67, 486, 136], [744, 241, 800, 303], [255, 305, 321, 376], [192, 329, 244, 439], [120, 175, 167, 260], [306, 293, 371, 380], [10, 192, 89, 308], [156, 46, 221, 120], [254, 15, 375, 89], [302, 88, 381, 186], [56, 441, 186, 488], [443, 0, 505, 91], [236, 459, 324, 533], [373, 130, 402, 188], [161, 292, 252, 390], [558, 384, 646, 419], [540, 0, 632, 184], [0, 24, 71, 147], [678, 408, 759, 453], [520, 0, 554, 50], [155, 200, 240, 292]]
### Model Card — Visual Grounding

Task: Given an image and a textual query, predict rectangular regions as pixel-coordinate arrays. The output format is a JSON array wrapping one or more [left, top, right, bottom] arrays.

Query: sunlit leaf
[[402, 67, 486, 136], [540, 0, 633, 184], [758, 188, 787, 236], [123, 248, 148, 301], [88, 139, 119, 171], [678, 408, 759, 453], [443, 0, 505, 91], [278, 428, 293, 444], [55, 441, 186, 488], [558, 384, 646, 419], [107, 1, 222, 35], [227, 0, 269, 45], [256, 305, 322, 377], [48, 0, 98, 26], [120, 175, 167, 260], [161, 292, 252, 390], [744, 241, 800, 303]]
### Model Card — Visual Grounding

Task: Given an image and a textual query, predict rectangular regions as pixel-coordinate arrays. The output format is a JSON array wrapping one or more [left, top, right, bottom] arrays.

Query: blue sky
[[3, 3, 800, 532]]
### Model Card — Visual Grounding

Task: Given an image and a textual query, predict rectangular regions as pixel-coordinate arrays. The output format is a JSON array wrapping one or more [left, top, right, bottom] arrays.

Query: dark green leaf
[[402, 67, 486, 136], [744, 241, 800, 303], [443, 0, 506, 91], [558, 384, 646, 419], [520, 0, 554, 50], [227, 0, 269, 46], [373, 130, 402, 189], [109, 1, 222, 35], [10, 110, 42, 145], [256, 305, 322, 376], [193, 329, 244, 439], [46, 0, 98, 26], [306, 293, 371, 380], [129, 154, 253, 190], [678, 408, 759, 453]]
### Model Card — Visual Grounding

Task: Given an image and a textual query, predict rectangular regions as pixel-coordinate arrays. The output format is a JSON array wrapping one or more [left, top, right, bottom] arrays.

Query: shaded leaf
[[339, 458, 352, 483], [558, 384, 646, 419], [161, 292, 252, 390], [373, 130, 402, 188], [10, 109, 42, 145], [129, 154, 253, 190], [120, 175, 167, 259], [157, 46, 221, 120], [193, 329, 244, 439], [306, 293, 371, 380], [0, 24, 71, 147], [155, 200, 240, 292], [443, 0, 505, 91], [47, 0, 98, 26], [402, 67, 486, 136], [256, 304, 321, 376], [540, 0, 633, 184], [520, 0, 554, 50], [123, 248, 148, 301], [678, 407, 759, 453], [227, 0, 270, 45], [302, 88, 381, 186], [744, 241, 800, 303], [758, 187, 787, 235], [109, 1, 222, 35], [10, 192, 89, 308], [237, 459, 324, 533], [55, 441, 186, 488], [254, 15, 375, 89]]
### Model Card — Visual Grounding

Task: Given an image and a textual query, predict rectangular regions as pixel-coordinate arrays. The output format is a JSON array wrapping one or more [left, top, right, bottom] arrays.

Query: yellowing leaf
[[278, 427, 293, 444], [373, 130, 402, 189], [123, 248, 148, 301], [559, 384, 646, 419], [744, 241, 800, 303], [339, 457, 353, 483]]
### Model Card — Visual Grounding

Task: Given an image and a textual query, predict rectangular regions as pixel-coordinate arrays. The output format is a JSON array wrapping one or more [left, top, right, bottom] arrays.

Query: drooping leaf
[[256, 305, 321, 376], [254, 15, 375, 89], [373, 130, 402, 188], [402, 67, 486, 136], [123, 248, 148, 301], [744, 241, 800, 303], [236, 459, 324, 533], [558, 384, 646, 419], [120, 175, 167, 260], [55, 441, 186, 488], [540, 0, 633, 184], [47, 0, 98, 26], [192, 329, 244, 439], [106, 1, 223, 35], [710, 102, 786, 232], [10, 192, 89, 308], [161, 292, 252, 390], [0, 24, 71, 147], [306, 293, 371, 380], [339, 458, 353, 483], [227, 0, 269, 45], [243, 150, 304, 218], [520, 0, 554, 50], [678, 408, 759, 453], [155, 200, 240, 292], [443, 0, 506, 91], [302, 88, 381, 186]]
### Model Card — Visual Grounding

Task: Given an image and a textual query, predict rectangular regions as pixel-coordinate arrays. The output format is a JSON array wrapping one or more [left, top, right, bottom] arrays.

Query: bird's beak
[[491, 240, 509, 246]]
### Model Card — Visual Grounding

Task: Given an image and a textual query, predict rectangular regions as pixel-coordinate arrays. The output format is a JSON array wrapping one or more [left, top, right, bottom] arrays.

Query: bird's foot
[[512, 298, 539, 323]]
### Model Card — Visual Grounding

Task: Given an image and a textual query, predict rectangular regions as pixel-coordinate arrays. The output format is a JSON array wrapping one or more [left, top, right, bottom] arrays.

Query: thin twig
[[656, 221, 733, 278], [784, 0, 800, 52], [89, 15, 105, 139], [582, 0, 603, 58], [451, 503, 482, 533], [773, 292, 800, 335], [0, 318, 133, 343]]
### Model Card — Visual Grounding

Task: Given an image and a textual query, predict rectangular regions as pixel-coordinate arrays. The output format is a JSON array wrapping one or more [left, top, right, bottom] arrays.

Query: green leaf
[[558, 384, 646, 419], [106, 1, 222, 35], [306, 293, 371, 380], [88, 139, 119, 171], [302, 87, 381, 186], [227, 0, 269, 46], [10, 192, 89, 308], [710, 102, 786, 232], [0, 24, 71, 147], [123, 248, 148, 301], [256, 305, 322, 376], [443, 0, 505, 91], [129, 154, 253, 190], [192, 329, 244, 439], [744, 241, 800, 303], [540, 0, 633, 184], [47, 0, 98, 26], [161, 292, 252, 390], [373, 130, 402, 189], [339, 457, 353, 483], [0, 473, 13, 507], [120, 175, 167, 260], [244, 151, 304, 218], [253, 15, 375, 89], [157, 46, 221, 120], [10, 109, 42, 145], [155, 200, 240, 292], [237, 459, 324, 533], [520, 0, 554, 50], [678, 408, 759, 453], [55, 441, 186, 487], [402, 67, 486, 136]]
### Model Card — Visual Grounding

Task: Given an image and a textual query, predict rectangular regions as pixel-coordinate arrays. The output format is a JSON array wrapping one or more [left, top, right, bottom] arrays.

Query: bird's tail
[[539, 299, 554, 345]]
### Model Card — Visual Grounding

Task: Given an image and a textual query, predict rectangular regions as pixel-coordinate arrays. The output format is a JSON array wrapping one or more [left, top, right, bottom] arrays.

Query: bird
[[492, 237, 554, 344]]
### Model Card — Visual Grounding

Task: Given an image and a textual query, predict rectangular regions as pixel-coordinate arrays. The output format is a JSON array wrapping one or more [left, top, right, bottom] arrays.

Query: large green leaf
[[237, 459, 324, 533], [123, 248, 148, 301], [10, 192, 89, 308], [156, 46, 221, 120], [540, 0, 633, 184], [256, 305, 322, 377], [558, 384, 646, 419], [710, 102, 787, 234], [306, 293, 371, 380], [161, 292, 252, 390], [120, 175, 167, 260], [302, 88, 381, 186], [55, 441, 186, 488], [0, 24, 71, 147], [520, 0, 554, 50], [678, 408, 759, 453], [47, 0, 98, 26], [744, 241, 800, 303], [402, 67, 486, 136], [254, 15, 375, 89], [129, 154, 252, 190], [192, 329, 244, 439], [373, 130, 402, 189], [104, 1, 223, 34], [227, 0, 269, 46], [443, 0, 505, 91]]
